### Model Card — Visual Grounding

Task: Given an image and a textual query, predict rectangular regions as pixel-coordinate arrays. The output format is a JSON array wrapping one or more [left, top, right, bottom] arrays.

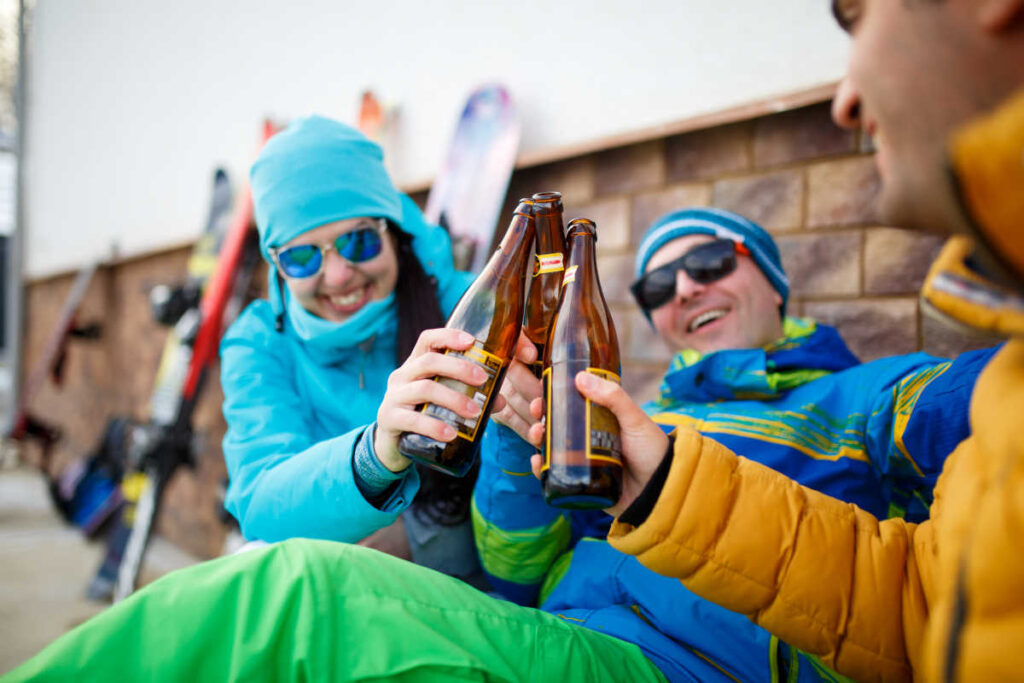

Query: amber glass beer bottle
[[397, 200, 536, 476], [542, 218, 623, 508], [523, 191, 567, 378]]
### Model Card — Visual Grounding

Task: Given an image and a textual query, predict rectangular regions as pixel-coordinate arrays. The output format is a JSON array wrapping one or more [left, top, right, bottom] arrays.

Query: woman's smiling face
[[279, 217, 399, 323]]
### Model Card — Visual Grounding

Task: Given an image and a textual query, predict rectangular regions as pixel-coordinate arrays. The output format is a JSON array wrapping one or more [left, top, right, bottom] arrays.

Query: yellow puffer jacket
[[608, 89, 1024, 683]]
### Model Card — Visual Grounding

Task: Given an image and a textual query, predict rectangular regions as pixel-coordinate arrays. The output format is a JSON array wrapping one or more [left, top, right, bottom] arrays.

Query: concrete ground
[[0, 466, 200, 674]]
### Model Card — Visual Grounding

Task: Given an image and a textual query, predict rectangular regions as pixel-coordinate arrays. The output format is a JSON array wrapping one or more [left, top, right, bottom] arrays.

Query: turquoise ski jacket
[[221, 194, 473, 543], [473, 320, 997, 682]]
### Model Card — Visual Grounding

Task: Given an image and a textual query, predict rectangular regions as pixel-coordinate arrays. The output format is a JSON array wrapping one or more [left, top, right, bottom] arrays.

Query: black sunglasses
[[630, 238, 748, 312]]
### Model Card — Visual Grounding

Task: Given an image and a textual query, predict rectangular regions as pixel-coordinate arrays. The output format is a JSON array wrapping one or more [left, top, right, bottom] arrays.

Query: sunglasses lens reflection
[[278, 245, 322, 277]]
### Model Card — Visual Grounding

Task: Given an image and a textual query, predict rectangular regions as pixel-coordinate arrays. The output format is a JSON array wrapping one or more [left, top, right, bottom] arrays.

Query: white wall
[[24, 0, 849, 278]]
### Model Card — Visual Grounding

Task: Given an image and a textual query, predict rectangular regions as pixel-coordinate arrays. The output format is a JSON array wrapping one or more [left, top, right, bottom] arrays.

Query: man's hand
[[526, 370, 669, 516], [491, 334, 542, 442]]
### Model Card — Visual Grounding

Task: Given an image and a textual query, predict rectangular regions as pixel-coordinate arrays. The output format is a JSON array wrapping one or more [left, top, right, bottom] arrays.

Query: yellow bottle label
[[533, 252, 565, 277], [584, 368, 623, 465], [542, 366, 623, 470], [561, 265, 578, 287], [422, 342, 504, 442]]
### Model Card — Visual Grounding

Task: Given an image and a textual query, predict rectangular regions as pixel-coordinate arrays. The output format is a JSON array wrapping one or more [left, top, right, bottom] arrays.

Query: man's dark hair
[[392, 225, 478, 526]]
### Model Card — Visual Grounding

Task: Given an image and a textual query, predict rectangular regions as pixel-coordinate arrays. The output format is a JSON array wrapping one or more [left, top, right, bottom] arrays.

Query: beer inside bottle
[[542, 218, 623, 509], [397, 201, 535, 476], [523, 191, 566, 378]]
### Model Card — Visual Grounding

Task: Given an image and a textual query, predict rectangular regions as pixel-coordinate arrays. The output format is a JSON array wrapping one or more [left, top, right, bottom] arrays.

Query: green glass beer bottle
[[397, 200, 536, 476], [542, 218, 623, 508], [523, 191, 567, 378]]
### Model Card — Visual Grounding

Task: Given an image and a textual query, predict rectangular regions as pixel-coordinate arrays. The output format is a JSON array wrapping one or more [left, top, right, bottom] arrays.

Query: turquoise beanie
[[634, 207, 789, 315], [250, 115, 454, 330]]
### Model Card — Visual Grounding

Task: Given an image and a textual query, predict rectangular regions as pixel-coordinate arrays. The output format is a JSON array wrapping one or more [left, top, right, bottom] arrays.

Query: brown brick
[[807, 156, 881, 227], [921, 314, 1004, 359], [778, 231, 862, 298], [622, 363, 668, 406], [666, 122, 751, 182], [565, 197, 630, 253], [594, 140, 666, 196], [864, 228, 945, 295], [753, 103, 857, 168], [712, 169, 803, 232], [620, 306, 675, 364], [523, 156, 596, 206], [597, 252, 640, 306], [630, 183, 713, 246], [803, 298, 918, 361]]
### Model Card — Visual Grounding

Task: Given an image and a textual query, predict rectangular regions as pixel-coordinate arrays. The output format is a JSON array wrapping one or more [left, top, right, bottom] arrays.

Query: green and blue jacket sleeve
[[472, 423, 575, 605]]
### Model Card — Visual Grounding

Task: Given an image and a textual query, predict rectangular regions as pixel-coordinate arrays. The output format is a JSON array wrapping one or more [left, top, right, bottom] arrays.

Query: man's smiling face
[[646, 234, 784, 355]]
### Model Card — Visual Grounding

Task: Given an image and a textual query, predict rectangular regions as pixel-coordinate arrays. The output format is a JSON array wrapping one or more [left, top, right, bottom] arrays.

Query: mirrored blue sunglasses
[[269, 219, 387, 279]]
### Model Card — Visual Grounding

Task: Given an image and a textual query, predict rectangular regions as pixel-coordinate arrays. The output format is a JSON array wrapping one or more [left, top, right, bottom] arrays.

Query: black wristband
[[619, 435, 676, 527]]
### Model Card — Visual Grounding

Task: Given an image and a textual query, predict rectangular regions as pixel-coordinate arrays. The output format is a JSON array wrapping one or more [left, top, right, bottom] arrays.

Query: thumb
[[574, 371, 645, 429]]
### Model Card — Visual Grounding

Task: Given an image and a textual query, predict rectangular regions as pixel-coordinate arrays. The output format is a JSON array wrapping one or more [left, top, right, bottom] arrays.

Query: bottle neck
[[534, 210, 566, 254], [494, 213, 536, 277], [567, 233, 596, 270]]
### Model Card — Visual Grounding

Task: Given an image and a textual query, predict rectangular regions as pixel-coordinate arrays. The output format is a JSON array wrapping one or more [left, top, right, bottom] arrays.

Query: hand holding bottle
[[527, 371, 669, 516], [491, 333, 543, 442], [375, 328, 493, 473]]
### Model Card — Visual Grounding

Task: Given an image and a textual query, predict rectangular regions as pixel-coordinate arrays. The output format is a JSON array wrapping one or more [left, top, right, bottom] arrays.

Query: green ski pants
[[4, 539, 666, 682]]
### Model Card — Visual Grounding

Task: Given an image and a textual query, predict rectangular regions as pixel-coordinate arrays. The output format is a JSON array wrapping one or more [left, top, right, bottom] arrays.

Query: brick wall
[[20, 100, 997, 558]]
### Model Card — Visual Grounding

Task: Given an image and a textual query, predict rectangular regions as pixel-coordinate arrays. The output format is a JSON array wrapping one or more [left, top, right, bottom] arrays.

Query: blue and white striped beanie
[[634, 207, 789, 316]]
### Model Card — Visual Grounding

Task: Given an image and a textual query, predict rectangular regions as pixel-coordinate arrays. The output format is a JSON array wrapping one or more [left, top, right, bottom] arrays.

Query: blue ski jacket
[[473, 319, 997, 682], [221, 193, 473, 544]]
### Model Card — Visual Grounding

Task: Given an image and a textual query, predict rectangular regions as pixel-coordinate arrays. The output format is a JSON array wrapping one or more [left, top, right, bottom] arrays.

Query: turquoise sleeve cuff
[[353, 423, 409, 505]]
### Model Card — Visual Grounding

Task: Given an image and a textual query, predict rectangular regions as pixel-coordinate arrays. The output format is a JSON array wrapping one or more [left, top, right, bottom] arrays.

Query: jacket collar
[[923, 89, 1024, 339], [656, 317, 860, 405], [921, 237, 1024, 338]]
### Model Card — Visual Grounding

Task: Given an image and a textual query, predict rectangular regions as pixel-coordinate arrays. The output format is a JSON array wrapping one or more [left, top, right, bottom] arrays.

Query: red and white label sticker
[[561, 265, 578, 287], [533, 252, 565, 277]]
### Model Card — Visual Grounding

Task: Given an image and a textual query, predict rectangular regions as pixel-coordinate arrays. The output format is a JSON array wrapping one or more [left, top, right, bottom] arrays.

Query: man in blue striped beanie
[[631, 207, 791, 355]]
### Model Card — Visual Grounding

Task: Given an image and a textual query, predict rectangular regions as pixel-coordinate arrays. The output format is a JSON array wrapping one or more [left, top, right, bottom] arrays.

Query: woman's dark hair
[[392, 224, 479, 526]]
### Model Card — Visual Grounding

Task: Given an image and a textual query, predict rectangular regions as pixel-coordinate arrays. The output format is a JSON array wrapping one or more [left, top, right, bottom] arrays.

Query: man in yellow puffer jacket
[[569, 1, 1024, 681]]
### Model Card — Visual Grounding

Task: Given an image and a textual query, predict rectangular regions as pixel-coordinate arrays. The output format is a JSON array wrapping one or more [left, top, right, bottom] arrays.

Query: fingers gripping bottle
[[397, 201, 536, 476], [542, 218, 623, 508], [523, 191, 567, 378]]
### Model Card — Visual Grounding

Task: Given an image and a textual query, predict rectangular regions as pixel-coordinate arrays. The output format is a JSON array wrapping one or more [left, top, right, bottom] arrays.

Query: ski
[[7, 262, 101, 462], [88, 121, 279, 602], [424, 84, 520, 272]]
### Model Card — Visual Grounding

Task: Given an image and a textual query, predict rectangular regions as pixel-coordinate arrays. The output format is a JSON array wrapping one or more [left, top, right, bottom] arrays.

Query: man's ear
[[978, 0, 1024, 32]]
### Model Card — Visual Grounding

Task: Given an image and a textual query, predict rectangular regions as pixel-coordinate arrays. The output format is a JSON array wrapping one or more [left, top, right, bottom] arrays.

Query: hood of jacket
[[655, 317, 860, 405], [922, 88, 1024, 340]]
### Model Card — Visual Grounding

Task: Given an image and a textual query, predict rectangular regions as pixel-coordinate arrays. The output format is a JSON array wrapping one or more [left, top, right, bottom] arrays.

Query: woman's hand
[[375, 328, 494, 472], [491, 334, 542, 443], [526, 371, 669, 516]]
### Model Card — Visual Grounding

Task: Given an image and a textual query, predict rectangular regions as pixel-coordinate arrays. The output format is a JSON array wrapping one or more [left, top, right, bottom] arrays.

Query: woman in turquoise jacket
[[220, 115, 482, 579]]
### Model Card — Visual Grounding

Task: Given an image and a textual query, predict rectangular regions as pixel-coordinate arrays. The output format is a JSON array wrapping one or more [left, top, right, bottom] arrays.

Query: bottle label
[[422, 343, 504, 442], [533, 252, 564, 277], [542, 366, 623, 469], [583, 368, 623, 465], [561, 265, 578, 288]]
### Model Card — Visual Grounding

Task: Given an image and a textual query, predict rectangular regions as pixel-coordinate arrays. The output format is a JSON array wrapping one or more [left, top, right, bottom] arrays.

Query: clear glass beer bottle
[[397, 200, 536, 476], [542, 218, 623, 508], [523, 191, 566, 378]]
